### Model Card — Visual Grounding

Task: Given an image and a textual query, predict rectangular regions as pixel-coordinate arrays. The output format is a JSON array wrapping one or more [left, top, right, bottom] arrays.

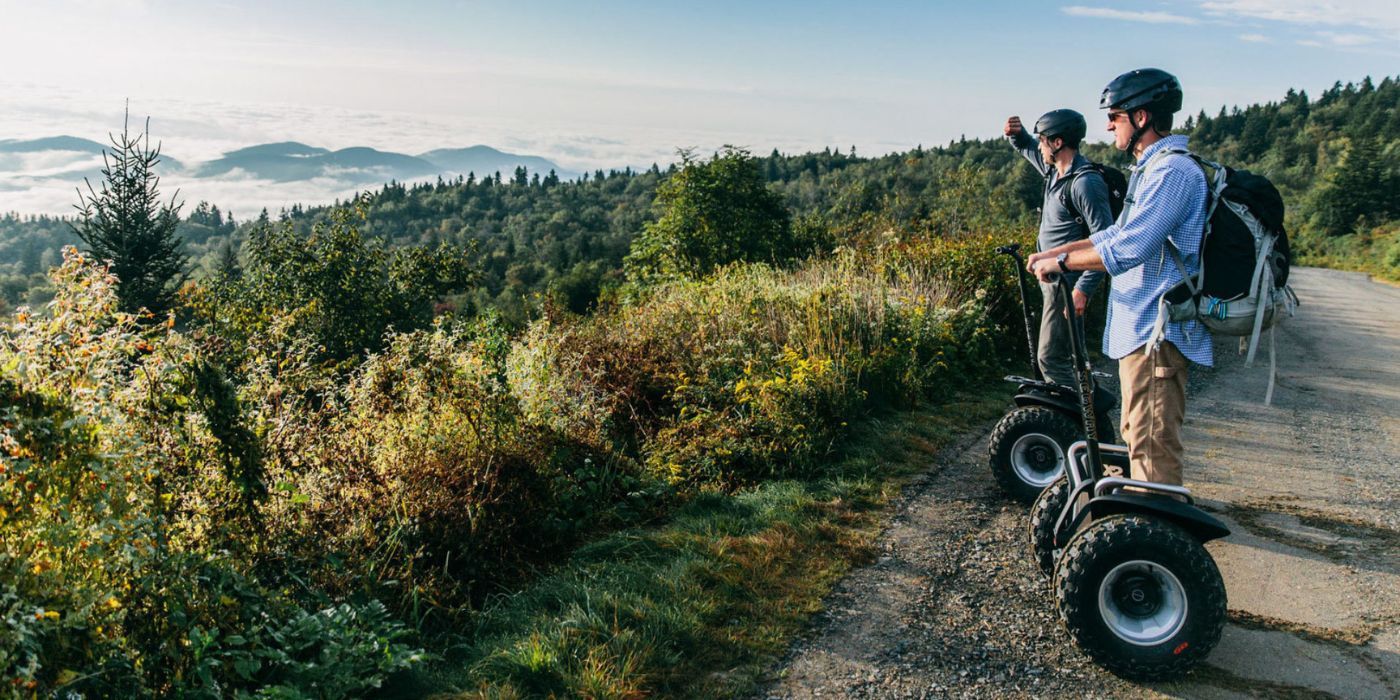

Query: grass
[[413, 383, 1009, 699], [1292, 223, 1400, 285]]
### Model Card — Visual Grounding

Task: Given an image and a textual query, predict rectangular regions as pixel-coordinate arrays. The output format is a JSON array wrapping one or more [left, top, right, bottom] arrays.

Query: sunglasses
[[1107, 111, 1130, 122]]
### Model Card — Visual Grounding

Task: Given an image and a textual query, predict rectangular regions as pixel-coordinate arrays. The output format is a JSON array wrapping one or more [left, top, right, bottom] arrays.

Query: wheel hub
[[1010, 433, 1065, 488], [1097, 560, 1188, 646], [1028, 445, 1056, 467], [1112, 573, 1163, 617]]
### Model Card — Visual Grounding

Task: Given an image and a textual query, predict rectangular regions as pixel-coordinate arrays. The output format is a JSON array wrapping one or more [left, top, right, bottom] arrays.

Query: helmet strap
[[1126, 111, 1152, 157]]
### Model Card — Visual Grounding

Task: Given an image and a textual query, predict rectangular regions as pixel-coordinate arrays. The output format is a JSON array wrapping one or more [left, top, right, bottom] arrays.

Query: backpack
[[1058, 161, 1128, 223], [1150, 149, 1299, 404]]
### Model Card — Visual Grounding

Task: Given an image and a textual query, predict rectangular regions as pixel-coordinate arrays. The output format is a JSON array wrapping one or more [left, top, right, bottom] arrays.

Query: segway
[[987, 243, 1117, 503], [1031, 272, 1229, 680]]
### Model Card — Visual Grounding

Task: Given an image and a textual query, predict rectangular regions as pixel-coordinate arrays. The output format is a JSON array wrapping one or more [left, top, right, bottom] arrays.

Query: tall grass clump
[[509, 229, 1021, 490]]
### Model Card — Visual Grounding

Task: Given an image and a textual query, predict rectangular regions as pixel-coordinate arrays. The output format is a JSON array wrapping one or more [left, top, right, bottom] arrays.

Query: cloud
[[1238, 32, 1272, 42], [0, 151, 105, 179], [1201, 0, 1400, 42], [1200, 0, 1400, 28], [1061, 6, 1200, 24], [1316, 31, 1377, 46]]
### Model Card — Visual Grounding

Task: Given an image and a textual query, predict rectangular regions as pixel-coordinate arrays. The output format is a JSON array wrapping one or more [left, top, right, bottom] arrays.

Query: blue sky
[[0, 0, 1396, 214]]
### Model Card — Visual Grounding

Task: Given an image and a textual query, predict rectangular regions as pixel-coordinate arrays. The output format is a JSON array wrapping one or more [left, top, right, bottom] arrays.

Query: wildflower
[[105, 597, 121, 610]]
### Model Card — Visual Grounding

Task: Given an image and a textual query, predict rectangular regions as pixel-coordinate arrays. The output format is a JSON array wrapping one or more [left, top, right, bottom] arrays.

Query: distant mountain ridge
[[194, 142, 440, 182], [0, 137, 574, 184], [0, 136, 108, 154], [418, 146, 563, 180]]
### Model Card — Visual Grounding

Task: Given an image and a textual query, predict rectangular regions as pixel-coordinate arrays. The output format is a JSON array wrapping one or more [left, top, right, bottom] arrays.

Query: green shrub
[[195, 204, 477, 370], [254, 317, 557, 624], [533, 235, 1016, 489], [1, 249, 422, 696]]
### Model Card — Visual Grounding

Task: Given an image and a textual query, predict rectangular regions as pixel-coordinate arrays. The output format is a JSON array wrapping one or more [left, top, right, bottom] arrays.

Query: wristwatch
[[1056, 252, 1070, 273]]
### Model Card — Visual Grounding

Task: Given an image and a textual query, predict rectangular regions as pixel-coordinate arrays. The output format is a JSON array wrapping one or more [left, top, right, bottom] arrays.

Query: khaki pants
[[1118, 341, 1189, 486]]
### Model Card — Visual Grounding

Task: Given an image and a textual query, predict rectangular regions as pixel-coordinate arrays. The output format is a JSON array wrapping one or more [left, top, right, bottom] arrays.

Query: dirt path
[[759, 267, 1400, 699]]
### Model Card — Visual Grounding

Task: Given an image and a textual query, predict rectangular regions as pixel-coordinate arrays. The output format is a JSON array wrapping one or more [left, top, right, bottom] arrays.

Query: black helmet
[[1033, 109, 1087, 146], [1100, 68, 1183, 115]]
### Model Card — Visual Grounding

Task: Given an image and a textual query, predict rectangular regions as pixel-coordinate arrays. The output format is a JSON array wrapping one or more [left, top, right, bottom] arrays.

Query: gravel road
[[759, 267, 1400, 699]]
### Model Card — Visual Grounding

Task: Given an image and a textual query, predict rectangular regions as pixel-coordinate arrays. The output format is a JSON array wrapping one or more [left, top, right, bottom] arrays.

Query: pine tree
[[71, 110, 187, 316], [216, 239, 241, 280], [1313, 137, 1387, 236]]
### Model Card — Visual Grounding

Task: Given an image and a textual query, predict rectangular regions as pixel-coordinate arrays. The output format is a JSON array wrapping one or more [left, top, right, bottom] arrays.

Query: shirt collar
[[1137, 134, 1190, 165]]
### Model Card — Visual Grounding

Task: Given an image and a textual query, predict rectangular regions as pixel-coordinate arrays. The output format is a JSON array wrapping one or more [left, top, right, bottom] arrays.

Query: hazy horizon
[[3, 0, 1397, 217]]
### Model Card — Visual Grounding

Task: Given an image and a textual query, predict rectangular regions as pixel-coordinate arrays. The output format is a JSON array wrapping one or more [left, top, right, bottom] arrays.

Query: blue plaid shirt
[[1089, 135, 1213, 366]]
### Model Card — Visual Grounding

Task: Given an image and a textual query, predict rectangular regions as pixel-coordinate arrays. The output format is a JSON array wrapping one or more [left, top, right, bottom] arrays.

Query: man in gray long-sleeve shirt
[[1004, 109, 1113, 386]]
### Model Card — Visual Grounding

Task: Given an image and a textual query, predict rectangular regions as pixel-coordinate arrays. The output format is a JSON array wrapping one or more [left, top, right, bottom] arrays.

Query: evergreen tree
[[1312, 137, 1388, 236], [71, 111, 187, 316], [216, 239, 241, 280]]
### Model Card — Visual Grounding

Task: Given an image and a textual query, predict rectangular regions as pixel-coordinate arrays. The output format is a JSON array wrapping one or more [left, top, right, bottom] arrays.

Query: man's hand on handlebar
[[1025, 250, 1051, 274], [1031, 256, 1061, 283]]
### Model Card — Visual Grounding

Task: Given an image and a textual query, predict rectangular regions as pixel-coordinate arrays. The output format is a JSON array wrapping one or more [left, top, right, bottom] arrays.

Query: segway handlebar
[[996, 243, 1041, 380], [1050, 271, 1107, 477]]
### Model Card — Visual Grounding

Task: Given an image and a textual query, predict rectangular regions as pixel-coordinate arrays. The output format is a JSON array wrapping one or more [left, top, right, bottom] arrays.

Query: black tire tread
[[987, 406, 1080, 503], [1054, 514, 1227, 681], [1027, 474, 1069, 578]]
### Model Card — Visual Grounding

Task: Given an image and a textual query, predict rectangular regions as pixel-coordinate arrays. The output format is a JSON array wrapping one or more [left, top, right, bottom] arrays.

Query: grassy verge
[[1293, 224, 1400, 285], [418, 382, 1008, 698]]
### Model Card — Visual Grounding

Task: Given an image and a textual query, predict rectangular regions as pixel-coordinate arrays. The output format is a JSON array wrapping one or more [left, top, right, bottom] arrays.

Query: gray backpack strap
[[1244, 235, 1276, 366], [1146, 240, 1199, 355], [1117, 148, 1179, 225], [1165, 240, 1199, 297]]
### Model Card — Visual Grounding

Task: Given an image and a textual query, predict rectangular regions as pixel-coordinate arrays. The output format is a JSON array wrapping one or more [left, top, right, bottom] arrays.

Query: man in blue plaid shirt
[[1028, 68, 1209, 487]]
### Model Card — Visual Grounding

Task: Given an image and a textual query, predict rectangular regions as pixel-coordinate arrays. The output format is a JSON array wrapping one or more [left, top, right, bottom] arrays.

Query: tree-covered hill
[[2, 75, 1395, 317]]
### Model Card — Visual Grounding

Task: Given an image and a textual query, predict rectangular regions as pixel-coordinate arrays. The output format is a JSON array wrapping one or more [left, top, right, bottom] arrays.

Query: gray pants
[[1037, 280, 1080, 387]]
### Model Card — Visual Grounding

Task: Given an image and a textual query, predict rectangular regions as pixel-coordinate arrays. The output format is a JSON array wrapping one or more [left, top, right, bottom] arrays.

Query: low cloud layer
[[0, 88, 867, 218]]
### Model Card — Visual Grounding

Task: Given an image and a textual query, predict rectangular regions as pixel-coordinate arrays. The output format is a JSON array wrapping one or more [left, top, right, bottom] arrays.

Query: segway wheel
[[1027, 474, 1069, 578], [987, 407, 1078, 503], [1054, 514, 1226, 680]]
